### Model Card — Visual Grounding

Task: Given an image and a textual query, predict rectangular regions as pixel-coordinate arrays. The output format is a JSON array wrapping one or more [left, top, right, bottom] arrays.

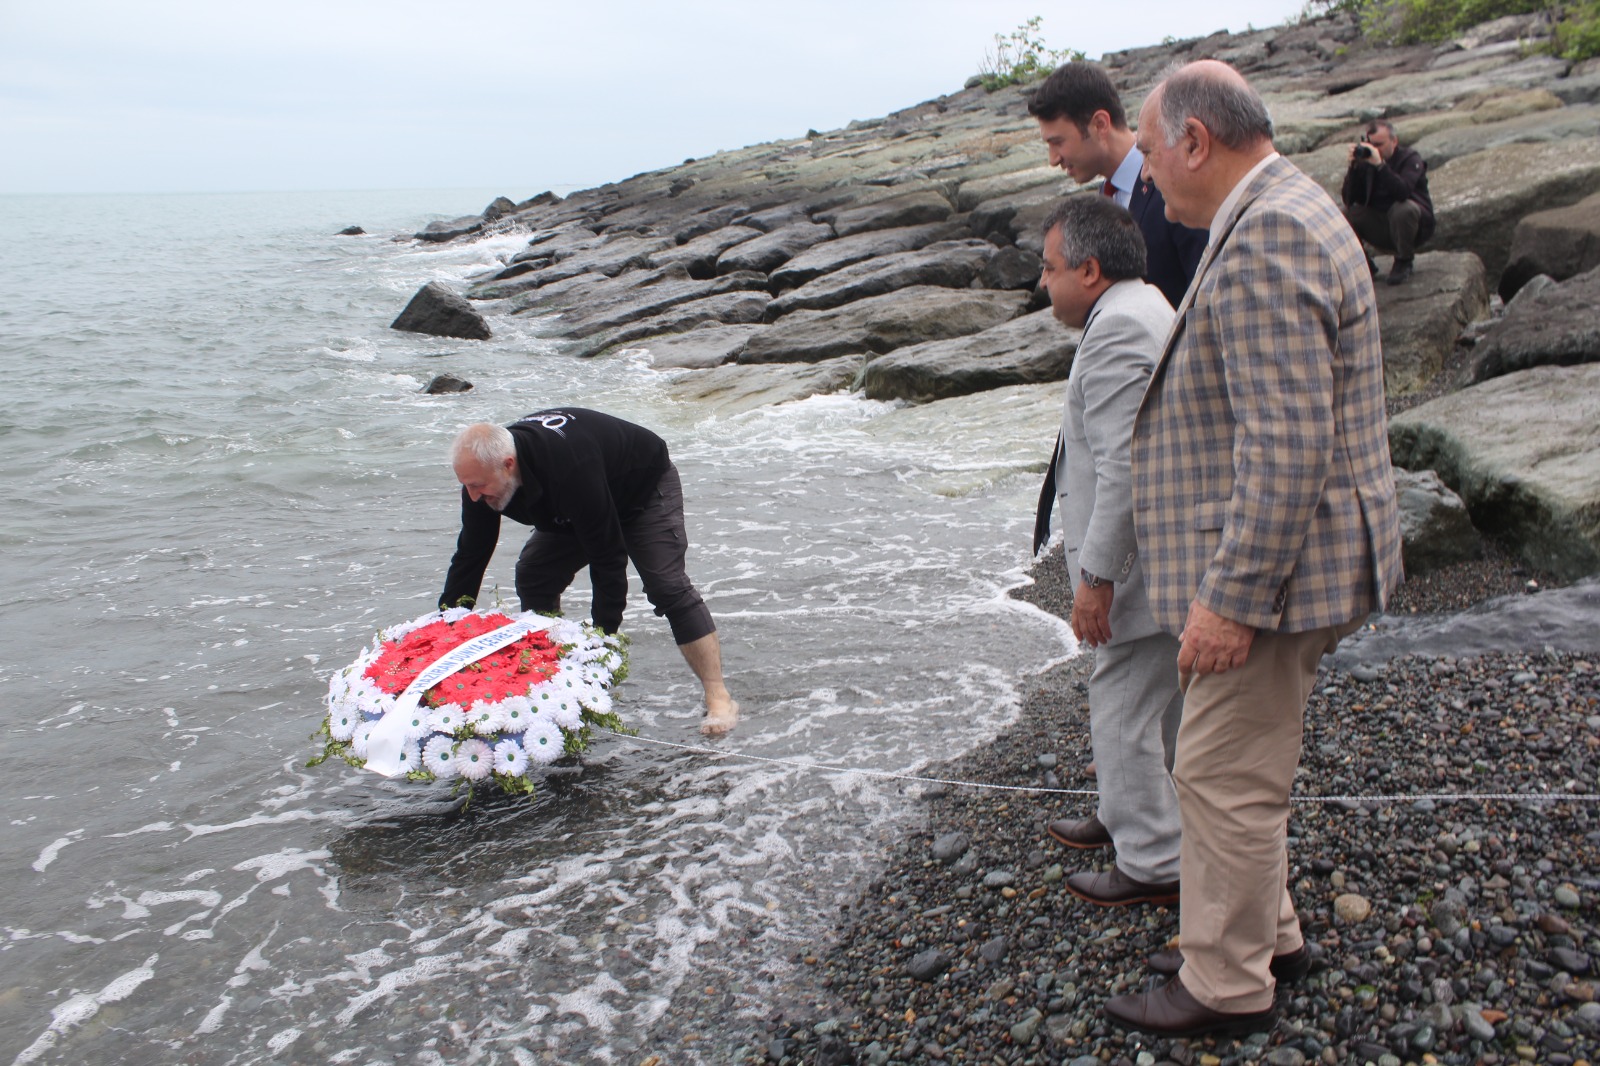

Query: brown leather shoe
[[1105, 974, 1278, 1038], [1147, 943, 1313, 983], [1065, 866, 1180, 907], [1046, 814, 1111, 850]]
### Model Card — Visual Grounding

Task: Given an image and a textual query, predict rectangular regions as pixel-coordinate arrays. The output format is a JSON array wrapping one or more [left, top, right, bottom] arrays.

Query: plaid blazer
[[1131, 155, 1403, 635]]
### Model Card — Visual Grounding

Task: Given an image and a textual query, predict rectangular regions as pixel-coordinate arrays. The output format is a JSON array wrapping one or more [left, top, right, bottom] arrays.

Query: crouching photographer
[[1341, 119, 1434, 285]]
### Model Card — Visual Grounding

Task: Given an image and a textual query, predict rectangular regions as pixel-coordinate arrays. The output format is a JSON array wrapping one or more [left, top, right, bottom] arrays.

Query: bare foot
[[700, 698, 740, 737]]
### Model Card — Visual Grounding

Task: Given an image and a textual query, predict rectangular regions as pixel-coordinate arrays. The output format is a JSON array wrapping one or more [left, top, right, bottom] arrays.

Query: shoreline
[[737, 553, 1599, 1066]]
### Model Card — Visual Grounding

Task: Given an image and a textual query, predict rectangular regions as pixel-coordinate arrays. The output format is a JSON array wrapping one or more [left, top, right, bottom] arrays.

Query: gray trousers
[[1344, 200, 1424, 261], [1090, 629, 1184, 883]]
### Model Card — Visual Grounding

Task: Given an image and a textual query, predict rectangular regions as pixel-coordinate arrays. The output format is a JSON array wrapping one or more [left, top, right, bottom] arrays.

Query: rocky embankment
[[384, 9, 1600, 1063]]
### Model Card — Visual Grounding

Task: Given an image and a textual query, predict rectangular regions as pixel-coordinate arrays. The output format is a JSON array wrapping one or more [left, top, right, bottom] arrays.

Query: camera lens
[[1355, 144, 1373, 160]]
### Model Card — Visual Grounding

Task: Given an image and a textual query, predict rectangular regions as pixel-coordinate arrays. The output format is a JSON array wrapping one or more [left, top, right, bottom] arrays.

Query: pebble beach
[[744, 553, 1600, 1066]]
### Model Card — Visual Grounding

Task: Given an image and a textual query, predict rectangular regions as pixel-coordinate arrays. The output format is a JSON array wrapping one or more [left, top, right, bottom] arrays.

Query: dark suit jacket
[[1128, 178, 1208, 310]]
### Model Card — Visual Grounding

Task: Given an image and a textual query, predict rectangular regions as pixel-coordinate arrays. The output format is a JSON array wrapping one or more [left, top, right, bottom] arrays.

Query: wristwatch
[[1080, 569, 1107, 589]]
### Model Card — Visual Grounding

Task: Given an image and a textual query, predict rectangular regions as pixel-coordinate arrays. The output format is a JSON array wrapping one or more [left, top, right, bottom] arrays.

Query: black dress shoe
[[1046, 813, 1111, 850], [1146, 943, 1313, 983], [1065, 866, 1180, 907], [1105, 974, 1279, 1038]]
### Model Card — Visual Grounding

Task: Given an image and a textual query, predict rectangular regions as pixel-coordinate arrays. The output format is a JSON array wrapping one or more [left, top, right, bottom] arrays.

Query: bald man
[[1110, 61, 1402, 1037], [441, 409, 738, 735]]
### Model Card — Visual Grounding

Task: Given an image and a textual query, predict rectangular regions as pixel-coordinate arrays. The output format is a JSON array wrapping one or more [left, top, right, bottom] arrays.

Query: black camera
[[1354, 143, 1375, 160]]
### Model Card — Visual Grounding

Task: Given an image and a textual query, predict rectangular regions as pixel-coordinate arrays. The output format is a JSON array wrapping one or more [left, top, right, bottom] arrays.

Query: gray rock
[[1395, 467, 1482, 574], [979, 936, 1009, 963], [1412, 100, 1600, 169], [569, 291, 771, 359], [818, 188, 954, 238], [1574, 1000, 1600, 1034], [663, 356, 864, 416], [738, 286, 1028, 365], [414, 214, 483, 243], [907, 948, 952, 982], [1430, 138, 1600, 283], [1504, 272, 1559, 314], [861, 308, 1079, 403], [622, 324, 762, 369], [421, 373, 473, 394], [1374, 251, 1489, 395], [1008, 1008, 1042, 1044], [336, 225, 364, 236], [1463, 1005, 1498, 1041], [391, 282, 491, 340], [480, 195, 518, 222], [978, 245, 1043, 290], [649, 225, 762, 278], [717, 221, 835, 275], [930, 832, 970, 864], [1551, 946, 1592, 973], [1265, 1048, 1307, 1066], [1556, 884, 1583, 907], [1389, 363, 1600, 580], [1500, 191, 1600, 300], [766, 240, 997, 319], [982, 870, 1017, 889], [770, 221, 970, 290], [1475, 265, 1600, 381], [668, 204, 750, 244]]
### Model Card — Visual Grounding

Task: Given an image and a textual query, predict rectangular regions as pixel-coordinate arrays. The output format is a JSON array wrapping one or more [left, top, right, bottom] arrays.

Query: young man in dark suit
[[1028, 62, 1207, 310]]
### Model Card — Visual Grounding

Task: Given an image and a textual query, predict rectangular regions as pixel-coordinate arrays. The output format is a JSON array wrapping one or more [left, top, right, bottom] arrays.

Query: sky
[[0, 0, 1311, 196]]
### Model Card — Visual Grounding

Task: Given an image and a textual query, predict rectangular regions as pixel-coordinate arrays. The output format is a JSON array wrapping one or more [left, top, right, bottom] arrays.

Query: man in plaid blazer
[[1105, 61, 1403, 1038]]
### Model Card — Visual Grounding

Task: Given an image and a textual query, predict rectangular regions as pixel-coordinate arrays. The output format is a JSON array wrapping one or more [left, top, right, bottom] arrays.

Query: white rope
[[605, 730, 1600, 805]]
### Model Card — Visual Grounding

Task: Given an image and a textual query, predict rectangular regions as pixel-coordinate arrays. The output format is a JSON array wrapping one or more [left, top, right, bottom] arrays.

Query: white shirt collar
[[1208, 151, 1279, 245], [1105, 145, 1145, 209]]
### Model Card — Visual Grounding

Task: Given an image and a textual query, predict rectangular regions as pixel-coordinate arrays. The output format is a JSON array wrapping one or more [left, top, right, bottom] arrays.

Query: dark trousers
[[1343, 201, 1424, 261], [514, 464, 716, 645]]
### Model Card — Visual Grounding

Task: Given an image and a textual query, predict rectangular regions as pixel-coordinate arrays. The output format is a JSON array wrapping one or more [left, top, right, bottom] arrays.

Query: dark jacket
[[1129, 177, 1208, 310], [1341, 143, 1435, 244], [439, 408, 671, 629]]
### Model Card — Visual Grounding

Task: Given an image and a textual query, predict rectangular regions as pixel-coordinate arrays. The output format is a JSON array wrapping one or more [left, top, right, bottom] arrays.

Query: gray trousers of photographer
[[1344, 200, 1424, 261]]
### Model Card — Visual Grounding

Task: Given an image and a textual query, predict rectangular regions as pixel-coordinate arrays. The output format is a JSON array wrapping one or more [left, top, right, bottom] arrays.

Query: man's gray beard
[[488, 472, 521, 512]]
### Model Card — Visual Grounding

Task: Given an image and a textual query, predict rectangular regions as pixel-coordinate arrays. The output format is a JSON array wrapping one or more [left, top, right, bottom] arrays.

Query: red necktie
[[1102, 180, 1116, 198]]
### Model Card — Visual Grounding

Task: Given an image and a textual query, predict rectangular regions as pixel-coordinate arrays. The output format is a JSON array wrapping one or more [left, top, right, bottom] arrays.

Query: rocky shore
[[382, 8, 1600, 1063], [733, 555, 1600, 1066]]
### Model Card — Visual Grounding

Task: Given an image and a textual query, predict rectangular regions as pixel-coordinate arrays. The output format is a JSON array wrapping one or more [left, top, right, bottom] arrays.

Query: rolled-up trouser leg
[[622, 464, 715, 645], [514, 530, 587, 614]]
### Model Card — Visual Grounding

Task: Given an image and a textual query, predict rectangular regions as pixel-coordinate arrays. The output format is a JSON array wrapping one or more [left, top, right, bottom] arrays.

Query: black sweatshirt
[[439, 409, 670, 631], [1341, 143, 1435, 244]]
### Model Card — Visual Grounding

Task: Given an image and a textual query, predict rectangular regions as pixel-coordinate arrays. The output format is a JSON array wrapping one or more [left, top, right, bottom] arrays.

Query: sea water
[[0, 189, 1075, 1064]]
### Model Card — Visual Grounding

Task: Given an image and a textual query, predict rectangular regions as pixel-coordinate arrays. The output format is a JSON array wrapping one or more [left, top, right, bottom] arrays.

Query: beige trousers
[[1174, 621, 1359, 1013]]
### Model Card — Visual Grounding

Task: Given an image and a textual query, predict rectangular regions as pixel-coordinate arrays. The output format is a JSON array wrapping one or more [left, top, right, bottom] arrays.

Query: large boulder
[[664, 355, 865, 415], [414, 215, 484, 243], [421, 373, 473, 394], [1472, 265, 1600, 381], [716, 220, 835, 275], [765, 240, 997, 319], [816, 189, 954, 238], [1498, 191, 1600, 300], [650, 225, 762, 278], [861, 309, 1080, 403], [619, 324, 763, 369], [737, 286, 1028, 365], [978, 246, 1043, 291], [1429, 138, 1600, 283], [568, 291, 772, 359], [391, 282, 491, 340], [1374, 251, 1489, 395], [1411, 100, 1599, 169], [511, 266, 768, 332], [1395, 467, 1482, 574], [769, 221, 969, 290], [1389, 363, 1600, 580]]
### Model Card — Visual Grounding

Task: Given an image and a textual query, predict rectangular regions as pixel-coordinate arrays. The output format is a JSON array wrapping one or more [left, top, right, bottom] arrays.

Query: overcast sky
[[1, 0, 1309, 196]]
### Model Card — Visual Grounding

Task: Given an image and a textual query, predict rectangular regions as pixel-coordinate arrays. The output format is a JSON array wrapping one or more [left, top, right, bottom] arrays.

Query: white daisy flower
[[329, 706, 360, 742], [441, 606, 472, 623], [468, 701, 509, 736], [492, 737, 525, 775], [395, 706, 431, 740], [498, 696, 533, 734], [393, 740, 422, 773], [429, 704, 465, 734], [548, 694, 582, 731], [522, 716, 565, 765], [581, 687, 613, 716], [423, 735, 459, 779], [454, 739, 494, 781], [350, 720, 375, 760]]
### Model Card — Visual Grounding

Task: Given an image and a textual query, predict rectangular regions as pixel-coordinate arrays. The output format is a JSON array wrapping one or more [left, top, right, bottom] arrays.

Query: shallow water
[[0, 190, 1075, 1064]]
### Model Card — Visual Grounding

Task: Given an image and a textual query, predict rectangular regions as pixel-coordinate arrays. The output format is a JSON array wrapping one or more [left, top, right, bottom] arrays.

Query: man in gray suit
[[1037, 195, 1183, 907]]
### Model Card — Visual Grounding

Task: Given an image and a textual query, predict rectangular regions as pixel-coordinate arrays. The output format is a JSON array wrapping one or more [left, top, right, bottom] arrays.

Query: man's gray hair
[[1041, 194, 1148, 281], [1154, 61, 1274, 151], [451, 422, 515, 466]]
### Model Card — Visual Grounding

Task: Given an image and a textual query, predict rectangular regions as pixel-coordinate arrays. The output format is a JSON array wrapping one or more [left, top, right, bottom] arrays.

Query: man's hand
[[1070, 580, 1115, 648], [1349, 142, 1381, 168], [1177, 601, 1255, 686]]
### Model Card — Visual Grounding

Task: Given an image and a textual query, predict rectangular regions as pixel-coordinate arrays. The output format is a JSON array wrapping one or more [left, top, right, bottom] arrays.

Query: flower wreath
[[313, 607, 628, 795]]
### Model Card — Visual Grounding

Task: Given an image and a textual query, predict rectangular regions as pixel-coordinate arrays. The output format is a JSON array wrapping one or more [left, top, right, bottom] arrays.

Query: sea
[[0, 188, 1078, 1065]]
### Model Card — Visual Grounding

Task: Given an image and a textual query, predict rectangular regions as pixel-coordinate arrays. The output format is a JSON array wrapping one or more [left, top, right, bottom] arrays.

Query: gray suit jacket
[[1056, 278, 1176, 647]]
